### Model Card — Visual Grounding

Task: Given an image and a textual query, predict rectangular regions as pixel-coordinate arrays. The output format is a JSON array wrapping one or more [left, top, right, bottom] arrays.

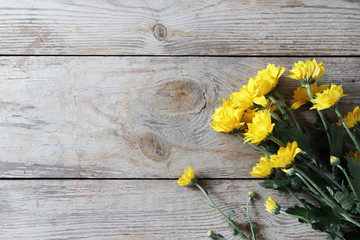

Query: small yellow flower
[[244, 110, 275, 145], [339, 106, 360, 129], [249, 155, 274, 178], [310, 84, 347, 110], [177, 166, 197, 186], [285, 59, 326, 84], [255, 64, 286, 96], [291, 83, 329, 109], [271, 141, 302, 168], [210, 99, 245, 133], [265, 197, 280, 215], [345, 151, 360, 163], [330, 156, 340, 166]]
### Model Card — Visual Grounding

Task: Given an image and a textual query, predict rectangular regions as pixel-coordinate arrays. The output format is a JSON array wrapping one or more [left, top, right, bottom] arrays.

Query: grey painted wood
[[0, 57, 358, 178], [0, 179, 327, 239], [0, 0, 359, 55]]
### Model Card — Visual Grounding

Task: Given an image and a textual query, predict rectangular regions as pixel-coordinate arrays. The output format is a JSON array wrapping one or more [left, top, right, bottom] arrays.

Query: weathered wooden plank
[[0, 0, 359, 55], [0, 57, 359, 178], [0, 179, 328, 239]]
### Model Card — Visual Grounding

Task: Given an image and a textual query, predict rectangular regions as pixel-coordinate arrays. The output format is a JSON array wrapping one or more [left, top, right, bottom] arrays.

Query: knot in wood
[[153, 24, 167, 41], [138, 133, 170, 162]]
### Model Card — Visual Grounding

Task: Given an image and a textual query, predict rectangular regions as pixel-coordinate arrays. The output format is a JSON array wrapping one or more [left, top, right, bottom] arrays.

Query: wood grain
[[0, 179, 328, 239], [0, 0, 359, 55], [0, 57, 359, 178]]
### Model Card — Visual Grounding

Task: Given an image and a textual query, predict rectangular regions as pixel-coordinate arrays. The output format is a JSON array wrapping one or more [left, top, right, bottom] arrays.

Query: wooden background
[[0, 0, 359, 239]]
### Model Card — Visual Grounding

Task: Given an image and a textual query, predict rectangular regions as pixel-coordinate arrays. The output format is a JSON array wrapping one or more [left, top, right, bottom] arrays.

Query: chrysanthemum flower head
[[255, 64, 286, 96], [210, 99, 245, 133], [244, 110, 274, 145], [310, 84, 347, 110], [291, 83, 329, 109], [345, 151, 360, 163], [285, 59, 326, 84], [338, 106, 360, 129], [265, 197, 280, 215], [177, 166, 197, 186], [270, 141, 302, 168], [230, 78, 260, 110], [249, 155, 274, 178]]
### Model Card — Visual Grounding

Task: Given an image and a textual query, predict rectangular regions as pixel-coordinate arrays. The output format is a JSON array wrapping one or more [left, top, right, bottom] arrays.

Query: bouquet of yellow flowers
[[178, 59, 360, 240]]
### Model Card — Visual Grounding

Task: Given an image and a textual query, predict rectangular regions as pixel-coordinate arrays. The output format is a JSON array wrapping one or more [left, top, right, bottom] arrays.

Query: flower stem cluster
[[180, 59, 360, 239]]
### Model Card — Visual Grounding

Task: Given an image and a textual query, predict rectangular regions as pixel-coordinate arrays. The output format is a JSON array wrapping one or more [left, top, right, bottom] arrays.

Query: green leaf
[[217, 233, 226, 240], [326, 234, 336, 240], [290, 176, 302, 189], [228, 210, 235, 218], [333, 190, 355, 210], [286, 205, 343, 232], [347, 156, 360, 200], [233, 228, 247, 239], [326, 186, 334, 196], [329, 123, 343, 157], [259, 179, 292, 193]]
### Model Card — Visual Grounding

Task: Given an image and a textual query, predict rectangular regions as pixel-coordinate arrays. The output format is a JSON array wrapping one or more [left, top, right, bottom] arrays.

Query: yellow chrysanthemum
[[177, 166, 197, 186], [242, 109, 257, 124], [265, 197, 280, 215], [249, 155, 274, 178], [230, 78, 260, 110], [270, 141, 302, 168], [291, 83, 329, 109], [285, 59, 326, 84], [210, 99, 245, 133], [255, 64, 286, 96], [310, 84, 347, 110], [338, 106, 360, 129], [345, 151, 360, 163], [244, 110, 274, 145]]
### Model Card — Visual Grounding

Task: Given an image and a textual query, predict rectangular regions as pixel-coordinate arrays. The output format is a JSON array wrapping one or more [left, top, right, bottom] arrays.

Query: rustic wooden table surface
[[0, 1, 359, 239]]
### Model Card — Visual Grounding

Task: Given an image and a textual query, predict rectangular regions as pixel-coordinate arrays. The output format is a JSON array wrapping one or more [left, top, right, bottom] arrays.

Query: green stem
[[284, 186, 308, 208], [295, 172, 327, 204], [305, 84, 332, 144], [303, 161, 341, 190], [269, 135, 285, 147], [268, 95, 292, 126], [280, 210, 311, 224], [236, 133, 273, 156], [337, 165, 360, 203], [334, 107, 360, 152], [294, 167, 336, 207], [340, 212, 360, 228], [275, 91, 303, 131], [245, 198, 256, 240], [269, 110, 286, 125], [195, 184, 249, 240], [295, 167, 360, 227]]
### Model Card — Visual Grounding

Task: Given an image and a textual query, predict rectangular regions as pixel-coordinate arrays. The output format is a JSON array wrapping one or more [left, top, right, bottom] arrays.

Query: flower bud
[[282, 167, 295, 176], [330, 156, 340, 166], [207, 230, 213, 238], [265, 197, 280, 215], [248, 191, 256, 199]]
